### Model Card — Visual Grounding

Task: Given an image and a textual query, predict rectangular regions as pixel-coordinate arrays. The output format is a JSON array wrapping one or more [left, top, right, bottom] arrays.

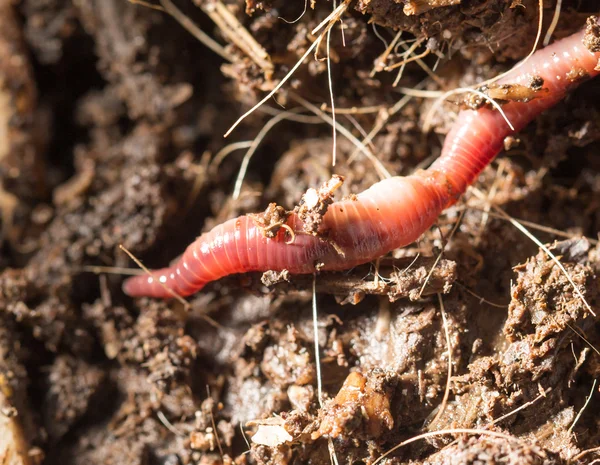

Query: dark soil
[[1, 0, 599, 464]]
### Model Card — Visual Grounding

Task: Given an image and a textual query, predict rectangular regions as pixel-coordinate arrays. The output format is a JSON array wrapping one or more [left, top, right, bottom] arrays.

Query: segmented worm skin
[[123, 23, 600, 298], [432, 25, 600, 194]]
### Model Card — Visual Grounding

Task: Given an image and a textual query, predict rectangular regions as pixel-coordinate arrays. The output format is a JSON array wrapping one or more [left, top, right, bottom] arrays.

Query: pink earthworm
[[123, 20, 600, 298]]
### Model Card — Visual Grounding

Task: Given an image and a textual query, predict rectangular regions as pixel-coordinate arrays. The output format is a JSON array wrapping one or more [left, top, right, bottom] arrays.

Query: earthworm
[[123, 20, 600, 298]]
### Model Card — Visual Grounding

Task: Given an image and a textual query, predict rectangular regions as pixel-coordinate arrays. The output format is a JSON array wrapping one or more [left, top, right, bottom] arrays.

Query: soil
[[0, 0, 599, 464]]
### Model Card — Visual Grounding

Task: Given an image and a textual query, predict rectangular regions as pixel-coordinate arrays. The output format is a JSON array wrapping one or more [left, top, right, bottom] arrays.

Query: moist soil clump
[[1, 1, 600, 464]]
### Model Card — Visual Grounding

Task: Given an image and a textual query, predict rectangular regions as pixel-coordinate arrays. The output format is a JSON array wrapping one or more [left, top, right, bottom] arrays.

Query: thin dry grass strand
[[258, 105, 325, 122], [371, 30, 403, 76], [224, 35, 322, 137], [455, 282, 508, 309], [159, 0, 232, 62], [373, 429, 529, 465], [289, 92, 392, 179], [392, 61, 408, 86], [563, 321, 600, 357], [321, 104, 383, 114], [279, 0, 308, 24], [339, 21, 346, 48], [328, 439, 340, 465], [346, 101, 401, 163], [326, 23, 338, 166], [395, 40, 444, 87], [568, 378, 597, 434], [429, 293, 453, 428], [240, 422, 251, 452], [396, 87, 443, 98], [398, 37, 425, 59], [209, 140, 253, 175], [336, 0, 347, 48], [232, 108, 317, 200], [488, 388, 550, 426], [311, 1, 348, 35], [573, 445, 600, 462], [344, 114, 377, 151], [184, 151, 212, 211], [80, 265, 145, 276], [471, 188, 597, 317], [418, 210, 464, 298], [372, 23, 389, 49], [312, 274, 324, 406], [312, 274, 340, 465], [401, 253, 421, 274], [206, 386, 225, 459], [129, 0, 164, 12], [467, 207, 599, 245], [423, 88, 515, 133], [386, 43, 431, 71], [478, 161, 506, 241], [543, 0, 563, 46], [223, 5, 351, 140], [432, 51, 443, 72], [386, 36, 423, 76], [390, 82, 428, 114], [157, 410, 185, 437]]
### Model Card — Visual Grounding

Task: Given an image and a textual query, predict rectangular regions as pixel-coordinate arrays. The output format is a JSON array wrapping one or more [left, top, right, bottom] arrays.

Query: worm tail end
[[122, 265, 207, 299]]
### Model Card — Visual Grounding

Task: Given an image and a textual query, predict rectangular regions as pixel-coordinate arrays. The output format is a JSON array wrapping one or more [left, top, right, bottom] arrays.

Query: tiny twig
[[159, 0, 232, 62], [428, 293, 452, 428], [200, 1, 274, 78], [206, 386, 225, 459], [373, 429, 530, 465], [568, 379, 597, 434], [543, 0, 563, 46]]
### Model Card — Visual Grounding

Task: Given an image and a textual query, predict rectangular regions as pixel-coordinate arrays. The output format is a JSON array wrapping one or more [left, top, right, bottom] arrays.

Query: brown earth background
[[0, 0, 600, 464]]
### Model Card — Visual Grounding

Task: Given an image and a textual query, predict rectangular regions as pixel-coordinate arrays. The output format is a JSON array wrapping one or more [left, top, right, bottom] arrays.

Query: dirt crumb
[[313, 371, 394, 440], [261, 269, 290, 286], [529, 75, 545, 90], [566, 68, 589, 83], [583, 16, 600, 53], [505, 238, 598, 342], [260, 326, 316, 387], [295, 175, 344, 236], [248, 203, 290, 239]]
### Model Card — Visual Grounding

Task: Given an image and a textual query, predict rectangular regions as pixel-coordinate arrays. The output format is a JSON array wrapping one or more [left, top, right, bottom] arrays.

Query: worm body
[[123, 22, 600, 298]]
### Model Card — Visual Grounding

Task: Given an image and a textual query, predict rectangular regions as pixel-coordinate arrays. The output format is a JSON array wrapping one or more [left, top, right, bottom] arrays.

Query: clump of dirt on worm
[[1, 0, 600, 465]]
